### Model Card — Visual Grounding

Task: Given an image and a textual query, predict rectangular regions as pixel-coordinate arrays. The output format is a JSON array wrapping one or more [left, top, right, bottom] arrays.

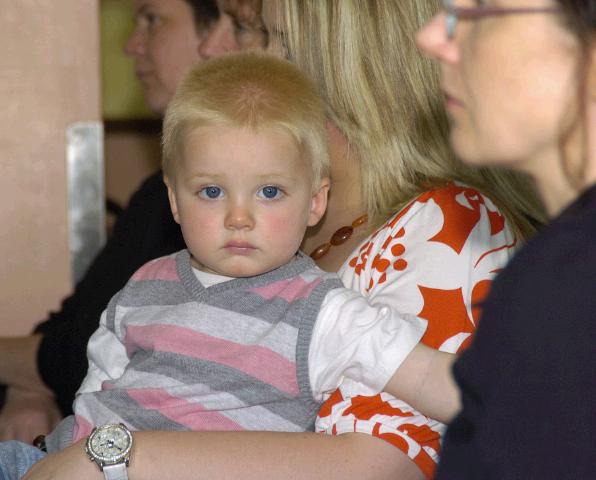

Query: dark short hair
[[556, 0, 595, 40], [184, 0, 219, 31], [554, 1, 595, 186]]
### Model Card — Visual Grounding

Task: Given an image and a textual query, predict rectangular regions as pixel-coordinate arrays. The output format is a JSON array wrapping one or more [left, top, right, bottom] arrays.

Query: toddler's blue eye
[[259, 186, 281, 199], [200, 186, 222, 199]]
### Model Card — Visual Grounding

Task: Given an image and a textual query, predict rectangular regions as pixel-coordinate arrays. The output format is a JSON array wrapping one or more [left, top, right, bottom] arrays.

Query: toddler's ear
[[308, 177, 330, 227], [163, 175, 181, 225]]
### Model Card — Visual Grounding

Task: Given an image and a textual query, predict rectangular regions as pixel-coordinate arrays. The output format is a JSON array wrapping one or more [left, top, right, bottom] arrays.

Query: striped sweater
[[47, 249, 344, 449]]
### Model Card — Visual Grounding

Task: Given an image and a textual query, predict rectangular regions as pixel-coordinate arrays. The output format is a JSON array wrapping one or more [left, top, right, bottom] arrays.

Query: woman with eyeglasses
[[417, 1, 596, 478]]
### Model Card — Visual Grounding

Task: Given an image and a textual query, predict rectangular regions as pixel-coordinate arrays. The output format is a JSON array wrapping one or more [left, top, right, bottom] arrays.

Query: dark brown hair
[[184, 0, 220, 31], [556, 1, 596, 36], [556, 0, 596, 187]]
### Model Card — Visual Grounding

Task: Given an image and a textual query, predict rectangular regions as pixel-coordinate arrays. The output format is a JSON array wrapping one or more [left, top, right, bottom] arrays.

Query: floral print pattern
[[316, 183, 517, 478]]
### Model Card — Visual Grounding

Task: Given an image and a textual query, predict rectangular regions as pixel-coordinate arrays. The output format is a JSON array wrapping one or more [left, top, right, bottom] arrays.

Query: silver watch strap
[[102, 463, 129, 480]]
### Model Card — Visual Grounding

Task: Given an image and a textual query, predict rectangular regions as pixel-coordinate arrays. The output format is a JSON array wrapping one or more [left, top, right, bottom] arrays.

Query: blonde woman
[[267, 1, 544, 477], [22, 1, 544, 479]]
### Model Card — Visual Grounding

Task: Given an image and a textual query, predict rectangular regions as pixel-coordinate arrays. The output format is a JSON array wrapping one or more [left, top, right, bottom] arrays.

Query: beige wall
[[0, 1, 100, 335]]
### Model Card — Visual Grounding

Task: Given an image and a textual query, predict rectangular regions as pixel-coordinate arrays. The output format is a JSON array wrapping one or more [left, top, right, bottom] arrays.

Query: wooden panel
[[0, 0, 100, 335]]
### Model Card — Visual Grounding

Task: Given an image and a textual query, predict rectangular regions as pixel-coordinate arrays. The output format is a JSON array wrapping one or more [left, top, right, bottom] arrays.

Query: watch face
[[88, 424, 132, 464]]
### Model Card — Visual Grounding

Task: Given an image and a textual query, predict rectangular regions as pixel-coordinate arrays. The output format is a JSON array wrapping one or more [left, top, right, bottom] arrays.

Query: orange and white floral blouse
[[316, 182, 517, 478]]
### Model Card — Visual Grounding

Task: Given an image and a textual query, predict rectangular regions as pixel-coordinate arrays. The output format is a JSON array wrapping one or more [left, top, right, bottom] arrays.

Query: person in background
[[416, 0, 596, 478], [20, 1, 547, 479], [0, 0, 245, 443]]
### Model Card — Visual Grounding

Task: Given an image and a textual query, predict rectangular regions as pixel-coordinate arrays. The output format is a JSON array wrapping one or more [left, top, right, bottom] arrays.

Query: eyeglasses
[[442, 1, 560, 39]]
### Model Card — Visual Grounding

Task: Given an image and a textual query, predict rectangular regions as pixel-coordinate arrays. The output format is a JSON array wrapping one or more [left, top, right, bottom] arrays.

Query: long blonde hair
[[274, 0, 546, 238]]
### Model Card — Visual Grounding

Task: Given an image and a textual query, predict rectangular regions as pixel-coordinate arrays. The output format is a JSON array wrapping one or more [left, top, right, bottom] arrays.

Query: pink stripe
[[249, 276, 321, 303], [127, 388, 244, 431], [124, 324, 299, 395], [72, 415, 95, 442], [132, 257, 179, 281]]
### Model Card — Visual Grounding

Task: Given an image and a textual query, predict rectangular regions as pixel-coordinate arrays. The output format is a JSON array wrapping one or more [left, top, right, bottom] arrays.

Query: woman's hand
[[21, 439, 102, 480], [0, 387, 63, 442]]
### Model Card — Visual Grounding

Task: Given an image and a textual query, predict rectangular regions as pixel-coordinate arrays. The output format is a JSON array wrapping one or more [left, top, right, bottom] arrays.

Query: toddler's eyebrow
[[255, 172, 293, 179], [185, 171, 224, 180]]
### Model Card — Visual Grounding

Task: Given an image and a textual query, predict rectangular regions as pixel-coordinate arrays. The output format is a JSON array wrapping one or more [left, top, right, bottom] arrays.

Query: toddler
[[0, 53, 453, 480]]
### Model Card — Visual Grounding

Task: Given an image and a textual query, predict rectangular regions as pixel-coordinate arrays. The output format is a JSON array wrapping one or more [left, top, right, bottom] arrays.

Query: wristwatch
[[85, 423, 133, 480]]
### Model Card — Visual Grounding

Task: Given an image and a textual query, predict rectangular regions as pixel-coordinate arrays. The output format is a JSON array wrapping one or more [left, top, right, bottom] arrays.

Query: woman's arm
[[24, 430, 424, 480], [133, 431, 425, 480]]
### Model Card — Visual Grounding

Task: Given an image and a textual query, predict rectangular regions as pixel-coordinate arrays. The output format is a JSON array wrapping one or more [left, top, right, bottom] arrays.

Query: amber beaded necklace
[[309, 214, 368, 260]]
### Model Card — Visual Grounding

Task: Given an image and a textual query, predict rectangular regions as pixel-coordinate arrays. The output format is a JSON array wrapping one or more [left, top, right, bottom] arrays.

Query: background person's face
[[125, 0, 205, 113], [198, 1, 267, 59], [416, 1, 579, 179]]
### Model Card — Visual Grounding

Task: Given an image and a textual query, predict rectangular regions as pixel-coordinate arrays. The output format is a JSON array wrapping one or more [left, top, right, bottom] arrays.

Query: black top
[[35, 171, 185, 415], [437, 184, 596, 479]]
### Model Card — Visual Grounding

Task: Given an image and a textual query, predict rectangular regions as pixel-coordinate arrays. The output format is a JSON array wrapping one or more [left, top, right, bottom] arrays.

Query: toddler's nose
[[225, 203, 255, 230]]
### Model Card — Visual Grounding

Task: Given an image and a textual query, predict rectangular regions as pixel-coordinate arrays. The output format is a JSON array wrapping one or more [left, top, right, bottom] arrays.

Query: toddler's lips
[[224, 242, 256, 254]]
